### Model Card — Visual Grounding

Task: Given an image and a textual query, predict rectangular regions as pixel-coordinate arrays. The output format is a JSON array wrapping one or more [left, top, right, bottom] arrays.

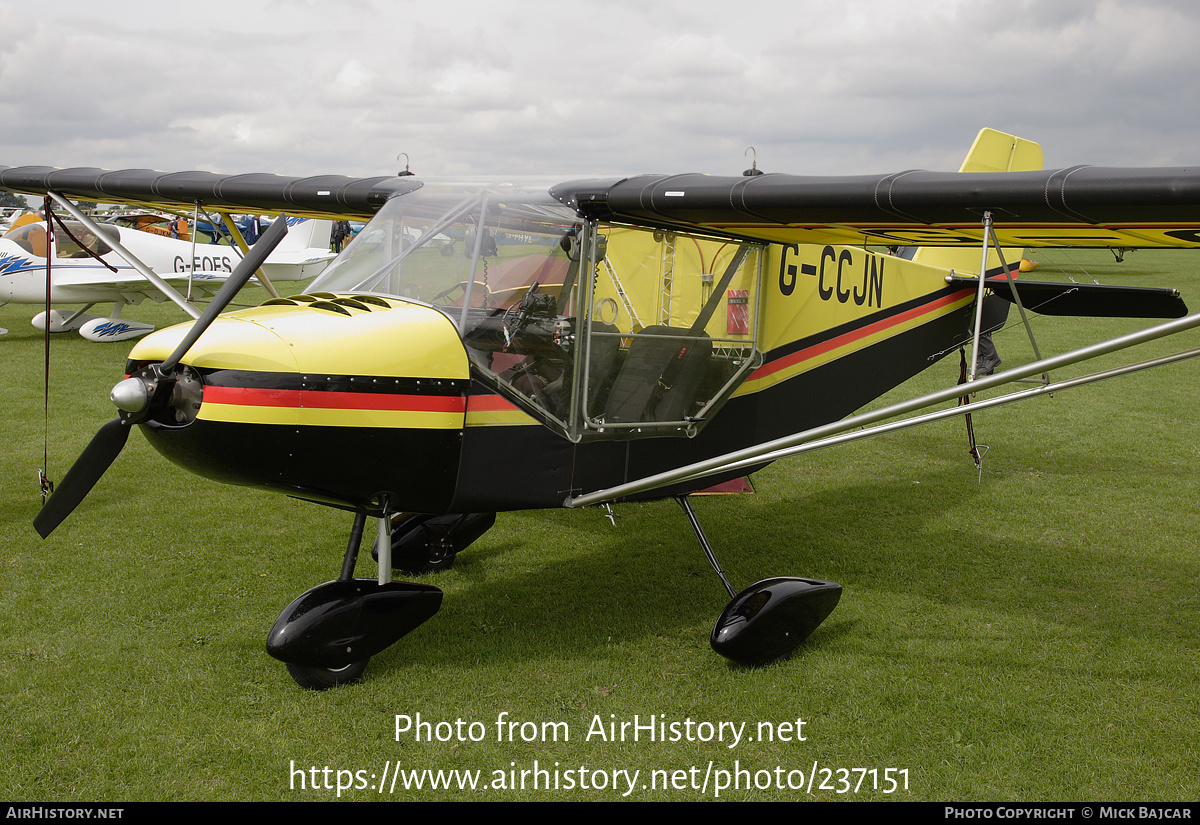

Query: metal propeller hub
[[110, 375, 151, 413], [111, 364, 203, 427]]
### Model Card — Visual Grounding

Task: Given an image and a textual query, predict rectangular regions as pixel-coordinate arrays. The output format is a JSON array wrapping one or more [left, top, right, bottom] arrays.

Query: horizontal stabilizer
[[948, 276, 1187, 318]]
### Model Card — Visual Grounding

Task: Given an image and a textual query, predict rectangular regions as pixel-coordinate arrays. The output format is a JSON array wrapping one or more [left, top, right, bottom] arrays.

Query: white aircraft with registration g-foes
[[7, 128, 1200, 689], [0, 211, 335, 341]]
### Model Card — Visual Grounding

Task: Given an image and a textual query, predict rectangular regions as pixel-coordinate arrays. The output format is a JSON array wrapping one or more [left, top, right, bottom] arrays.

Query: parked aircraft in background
[[0, 216, 332, 341]]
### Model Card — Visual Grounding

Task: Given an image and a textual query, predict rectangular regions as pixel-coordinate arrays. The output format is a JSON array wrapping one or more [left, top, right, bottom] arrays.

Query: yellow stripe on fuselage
[[463, 395, 540, 427], [197, 403, 465, 429]]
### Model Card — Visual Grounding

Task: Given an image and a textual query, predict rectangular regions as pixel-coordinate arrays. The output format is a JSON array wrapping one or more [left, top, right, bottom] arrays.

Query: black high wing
[[555, 167, 1200, 248], [4, 163, 1200, 246], [0, 167, 421, 220]]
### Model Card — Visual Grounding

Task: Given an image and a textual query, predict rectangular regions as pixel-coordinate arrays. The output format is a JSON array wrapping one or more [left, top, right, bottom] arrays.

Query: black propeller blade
[[33, 215, 292, 538], [33, 418, 131, 538]]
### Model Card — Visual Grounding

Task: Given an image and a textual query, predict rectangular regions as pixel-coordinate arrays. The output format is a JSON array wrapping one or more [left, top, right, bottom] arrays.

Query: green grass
[[1, 251, 1198, 801]]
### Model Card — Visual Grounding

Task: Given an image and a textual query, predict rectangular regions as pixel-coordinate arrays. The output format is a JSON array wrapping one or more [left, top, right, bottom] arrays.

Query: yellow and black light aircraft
[[7, 128, 1200, 689]]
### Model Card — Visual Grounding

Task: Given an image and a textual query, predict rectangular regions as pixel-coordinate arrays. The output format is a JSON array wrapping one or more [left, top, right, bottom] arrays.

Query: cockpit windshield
[[308, 183, 764, 442], [309, 183, 580, 313]]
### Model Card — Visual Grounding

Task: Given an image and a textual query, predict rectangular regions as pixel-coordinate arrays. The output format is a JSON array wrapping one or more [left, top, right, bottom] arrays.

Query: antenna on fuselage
[[397, 153, 414, 177], [743, 146, 764, 177]]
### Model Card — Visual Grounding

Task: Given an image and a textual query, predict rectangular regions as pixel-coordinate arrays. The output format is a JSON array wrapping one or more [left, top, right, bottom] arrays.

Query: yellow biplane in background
[[6, 128, 1199, 688]]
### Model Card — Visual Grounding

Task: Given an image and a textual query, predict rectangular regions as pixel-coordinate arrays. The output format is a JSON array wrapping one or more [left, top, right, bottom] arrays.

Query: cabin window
[[4, 222, 49, 256], [1, 221, 116, 258]]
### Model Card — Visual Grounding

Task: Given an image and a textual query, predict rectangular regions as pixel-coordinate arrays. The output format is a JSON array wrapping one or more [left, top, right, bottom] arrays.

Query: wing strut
[[565, 310, 1200, 508], [968, 211, 1045, 383], [45, 191, 201, 320], [187, 201, 199, 302], [216, 210, 282, 300]]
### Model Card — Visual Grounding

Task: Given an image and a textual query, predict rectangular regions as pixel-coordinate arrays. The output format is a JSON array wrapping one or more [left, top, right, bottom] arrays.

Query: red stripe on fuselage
[[203, 385, 467, 413], [751, 288, 972, 382], [466, 395, 521, 412]]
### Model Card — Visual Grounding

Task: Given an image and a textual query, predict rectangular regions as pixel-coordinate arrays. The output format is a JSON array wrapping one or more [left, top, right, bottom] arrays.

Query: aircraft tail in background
[[276, 218, 333, 253], [260, 218, 335, 280]]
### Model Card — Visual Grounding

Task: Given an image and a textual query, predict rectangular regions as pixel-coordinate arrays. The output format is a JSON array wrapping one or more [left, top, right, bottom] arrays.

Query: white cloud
[[2, 0, 1200, 177]]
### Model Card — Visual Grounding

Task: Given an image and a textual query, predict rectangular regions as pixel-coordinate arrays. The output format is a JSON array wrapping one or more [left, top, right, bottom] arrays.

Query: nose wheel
[[268, 511, 444, 690]]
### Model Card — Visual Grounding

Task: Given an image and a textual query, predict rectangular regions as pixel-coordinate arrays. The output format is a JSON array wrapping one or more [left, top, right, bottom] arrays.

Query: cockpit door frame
[[568, 222, 766, 441]]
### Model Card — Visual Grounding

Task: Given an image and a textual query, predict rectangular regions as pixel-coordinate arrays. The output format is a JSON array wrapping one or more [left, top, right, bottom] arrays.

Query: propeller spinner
[[33, 215, 292, 538]]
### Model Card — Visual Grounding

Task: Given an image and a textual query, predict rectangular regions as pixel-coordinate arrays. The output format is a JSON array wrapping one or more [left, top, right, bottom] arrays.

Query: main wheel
[[285, 658, 369, 690], [375, 513, 494, 575], [397, 531, 457, 575]]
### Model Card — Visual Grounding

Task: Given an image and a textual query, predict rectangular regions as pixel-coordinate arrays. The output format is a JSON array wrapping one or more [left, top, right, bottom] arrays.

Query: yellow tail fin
[[957, 127, 1043, 173], [911, 128, 1042, 273]]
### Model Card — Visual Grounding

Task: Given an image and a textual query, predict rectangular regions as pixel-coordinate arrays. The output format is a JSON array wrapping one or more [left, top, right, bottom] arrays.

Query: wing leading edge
[[0, 167, 422, 220]]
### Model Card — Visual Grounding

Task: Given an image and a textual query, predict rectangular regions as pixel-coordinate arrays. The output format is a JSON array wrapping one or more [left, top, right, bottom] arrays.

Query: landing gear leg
[[372, 512, 497, 575], [267, 510, 443, 690], [677, 495, 842, 667], [677, 495, 737, 600]]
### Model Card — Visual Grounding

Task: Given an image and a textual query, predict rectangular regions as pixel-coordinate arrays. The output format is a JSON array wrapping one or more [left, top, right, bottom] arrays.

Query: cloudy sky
[[2, 0, 1199, 182]]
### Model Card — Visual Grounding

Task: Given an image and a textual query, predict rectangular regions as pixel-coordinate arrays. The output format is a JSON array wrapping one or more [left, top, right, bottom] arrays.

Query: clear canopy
[[2, 220, 118, 258], [309, 182, 579, 311]]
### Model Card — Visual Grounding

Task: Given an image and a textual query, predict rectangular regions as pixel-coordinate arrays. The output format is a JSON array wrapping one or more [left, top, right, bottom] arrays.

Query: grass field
[[1, 249, 1197, 801]]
